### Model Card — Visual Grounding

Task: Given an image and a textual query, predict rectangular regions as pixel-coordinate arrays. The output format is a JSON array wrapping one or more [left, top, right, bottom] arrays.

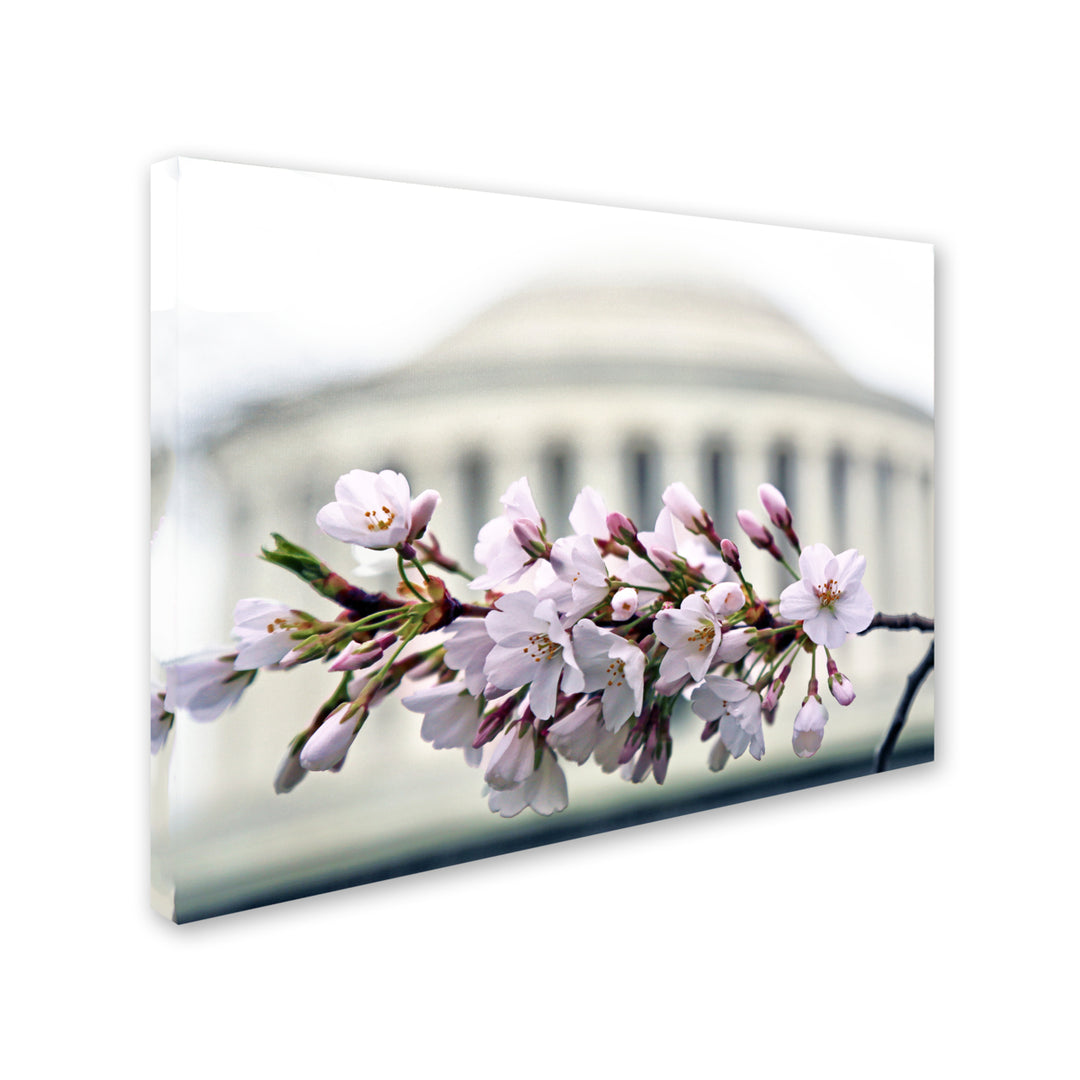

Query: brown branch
[[859, 612, 934, 635], [875, 640, 935, 772]]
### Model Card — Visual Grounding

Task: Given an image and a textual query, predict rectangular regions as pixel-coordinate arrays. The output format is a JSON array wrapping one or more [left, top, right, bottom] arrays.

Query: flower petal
[[779, 581, 820, 621], [836, 587, 875, 634], [798, 543, 834, 584], [802, 609, 849, 649]]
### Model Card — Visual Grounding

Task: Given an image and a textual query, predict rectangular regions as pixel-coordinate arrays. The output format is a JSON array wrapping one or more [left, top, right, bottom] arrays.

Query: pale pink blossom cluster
[[156, 468, 877, 819]]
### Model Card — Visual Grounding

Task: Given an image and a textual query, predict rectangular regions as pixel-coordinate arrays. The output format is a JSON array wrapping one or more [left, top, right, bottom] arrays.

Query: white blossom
[[163, 652, 253, 723], [482, 592, 584, 719], [792, 698, 829, 758], [704, 581, 743, 617], [568, 486, 611, 540], [570, 620, 645, 731], [441, 617, 495, 696], [232, 598, 304, 670], [631, 507, 729, 585], [592, 722, 634, 773], [714, 626, 753, 664], [485, 744, 568, 817], [471, 478, 544, 591], [401, 683, 484, 766], [484, 723, 538, 790], [779, 543, 874, 648], [654, 592, 724, 685], [691, 676, 765, 764], [542, 534, 610, 622], [546, 696, 604, 764], [316, 469, 421, 550]]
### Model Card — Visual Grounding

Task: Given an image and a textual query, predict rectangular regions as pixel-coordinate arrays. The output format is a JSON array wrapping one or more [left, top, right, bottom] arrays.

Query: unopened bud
[[662, 482, 712, 534], [649, 545, 677, 570], [408, 489, 441, 541], [762, 663, 792, 711], [329, 638, 386, 671], [736, 509, 773, 548], [605, 512, 645, 555], [512, 517, 549, 558], [473, 695, 518, 748], [610, 587, 639, 621], [762, 682, 781, 712], [758, 483, 792, 530], [720, 538, 741, 571], [829, 672, 856, 706], [300, 704, 361, 770]]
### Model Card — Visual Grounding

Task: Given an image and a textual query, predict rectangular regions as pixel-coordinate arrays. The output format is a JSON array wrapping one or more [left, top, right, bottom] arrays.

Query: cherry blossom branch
[[875, 639, 935, 772], [159, 469, 936, 820], [858, 612, 935, 634]]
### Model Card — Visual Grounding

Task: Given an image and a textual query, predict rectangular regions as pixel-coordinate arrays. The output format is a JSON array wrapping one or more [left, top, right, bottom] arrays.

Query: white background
[[4, 3, 1074, 1077]]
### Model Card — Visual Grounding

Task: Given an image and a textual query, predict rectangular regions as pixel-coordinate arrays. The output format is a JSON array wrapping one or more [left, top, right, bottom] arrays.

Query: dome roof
[[202, 268, 930, 450], [407, 275, 850, 384]]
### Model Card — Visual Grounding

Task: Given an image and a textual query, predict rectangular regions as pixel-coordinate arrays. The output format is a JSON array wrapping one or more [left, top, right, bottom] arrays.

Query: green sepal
[[260, 533, 325, 583]]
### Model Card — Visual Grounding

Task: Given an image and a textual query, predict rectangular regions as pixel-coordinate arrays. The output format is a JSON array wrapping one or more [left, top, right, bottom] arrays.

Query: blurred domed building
[[152, 269, 933, 919]]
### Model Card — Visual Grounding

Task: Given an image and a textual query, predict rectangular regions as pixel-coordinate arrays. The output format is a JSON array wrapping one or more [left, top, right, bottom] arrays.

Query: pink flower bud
[[408, 489, 441, 540], [720, 538, 741, 571], [605, 511, 640, 548], [829, 673, 856, 706], [510, 517, 544, 554], [610, 587, 639, 620], [649, 545, 677, 570], [792, 698, 828, 758], [300, 705, 361, 770], [762, 682, 781, 712], [662, 482, 710, 532], [329, 640, 384, 671], [758, 483, 792, 530], [737, 509, 774, 548], [762, 663, 790, 711]]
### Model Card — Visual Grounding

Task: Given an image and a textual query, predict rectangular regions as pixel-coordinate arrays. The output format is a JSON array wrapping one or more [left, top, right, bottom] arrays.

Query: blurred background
[[150, 158, 934, 921]]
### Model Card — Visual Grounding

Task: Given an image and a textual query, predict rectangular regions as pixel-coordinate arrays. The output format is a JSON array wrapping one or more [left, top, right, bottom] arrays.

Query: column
[[893, 463, 925, 615], [794, 442, 833, 555], [662, 429, 703, 521], [847, 451, 885, 675]]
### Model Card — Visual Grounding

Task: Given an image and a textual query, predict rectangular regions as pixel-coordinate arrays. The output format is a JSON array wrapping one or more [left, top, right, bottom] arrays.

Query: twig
[[859, 612, 934, 635], [875, 640, 935, 772]]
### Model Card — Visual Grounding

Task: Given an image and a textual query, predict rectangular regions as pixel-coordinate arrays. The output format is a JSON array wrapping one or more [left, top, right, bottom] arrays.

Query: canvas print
[[150, 158, 934, 922]]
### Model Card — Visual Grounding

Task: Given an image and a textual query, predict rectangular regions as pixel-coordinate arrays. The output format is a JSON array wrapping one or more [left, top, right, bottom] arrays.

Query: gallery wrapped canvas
[[150, 158, 934, 922]]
